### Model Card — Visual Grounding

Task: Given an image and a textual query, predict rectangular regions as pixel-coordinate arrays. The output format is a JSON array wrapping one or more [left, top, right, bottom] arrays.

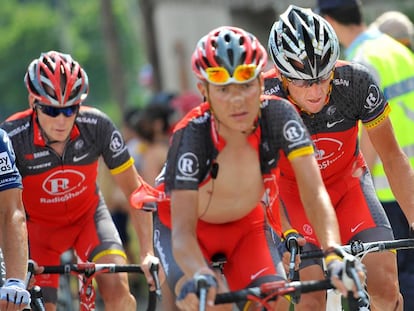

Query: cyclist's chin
[[236, 123, 256, 134], [301, 101, 324, 114], [49, 132, 71, 142]]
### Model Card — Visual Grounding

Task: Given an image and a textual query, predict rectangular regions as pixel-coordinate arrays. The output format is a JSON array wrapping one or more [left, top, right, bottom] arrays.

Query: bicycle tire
[[147, 291, 158, 311]]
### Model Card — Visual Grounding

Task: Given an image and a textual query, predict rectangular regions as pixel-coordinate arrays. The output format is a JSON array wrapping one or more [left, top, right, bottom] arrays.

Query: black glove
[[277, 229, 302, 257], [177, 274, 217, 301]]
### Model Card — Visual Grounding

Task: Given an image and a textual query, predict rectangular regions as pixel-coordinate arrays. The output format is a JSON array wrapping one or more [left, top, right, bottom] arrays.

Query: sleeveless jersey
[[264, 60, 390, 185], [0, 106, 133, 226]]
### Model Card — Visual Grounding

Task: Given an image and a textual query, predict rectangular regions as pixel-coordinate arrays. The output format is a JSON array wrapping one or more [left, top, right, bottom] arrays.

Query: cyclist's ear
[[29, 95, 36, 109]]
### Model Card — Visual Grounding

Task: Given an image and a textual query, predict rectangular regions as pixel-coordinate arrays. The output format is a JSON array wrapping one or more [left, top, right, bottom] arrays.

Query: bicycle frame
[[35, 261, 160, 311]]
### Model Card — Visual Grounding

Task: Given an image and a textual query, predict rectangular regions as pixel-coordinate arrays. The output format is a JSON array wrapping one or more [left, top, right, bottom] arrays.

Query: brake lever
[[345, 256, 369, 307], [149, 259, 162, 299]]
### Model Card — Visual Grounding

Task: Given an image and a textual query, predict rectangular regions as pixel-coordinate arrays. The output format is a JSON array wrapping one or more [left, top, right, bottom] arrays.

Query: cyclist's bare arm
[[366, 118, 414, 225], [0, 188, 28, 281], [112, 165, 158, 285], [171, 189, 220, 310], [289, 154, 341, 250], [0, 187, 31, 309], [171, 190, 211, 279], [359, 126, 377, 170]]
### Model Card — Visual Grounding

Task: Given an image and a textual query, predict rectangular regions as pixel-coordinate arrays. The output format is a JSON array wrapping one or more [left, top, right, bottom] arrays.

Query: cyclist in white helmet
[[264, 5, 410, 310]]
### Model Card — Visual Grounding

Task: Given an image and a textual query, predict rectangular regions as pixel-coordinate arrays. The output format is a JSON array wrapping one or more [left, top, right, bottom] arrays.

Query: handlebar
[[215, 279, 332, 306]]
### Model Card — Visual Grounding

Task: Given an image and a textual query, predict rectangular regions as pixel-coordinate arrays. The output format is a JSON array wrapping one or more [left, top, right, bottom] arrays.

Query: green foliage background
[[0, 0, 147, 123]]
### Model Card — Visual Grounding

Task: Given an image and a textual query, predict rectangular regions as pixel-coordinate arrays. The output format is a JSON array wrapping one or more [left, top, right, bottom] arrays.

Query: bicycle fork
[[79, 274, 96, 311]]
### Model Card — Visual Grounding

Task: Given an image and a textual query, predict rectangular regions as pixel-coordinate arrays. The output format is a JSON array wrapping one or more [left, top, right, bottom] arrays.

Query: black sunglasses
[[283, 70, 334, 88], [36, 104, 79, 118]]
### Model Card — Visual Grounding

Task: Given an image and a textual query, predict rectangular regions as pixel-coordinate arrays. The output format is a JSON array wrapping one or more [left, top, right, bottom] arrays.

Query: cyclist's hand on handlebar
[[141, 254, 165, 292], [26, 259, 44, 289], [176, 270, 218, 311], [30, 260, 44, 275], [0, 278, 31, 310], [277, 229, 305, 278], [325, 248, 366, 298]]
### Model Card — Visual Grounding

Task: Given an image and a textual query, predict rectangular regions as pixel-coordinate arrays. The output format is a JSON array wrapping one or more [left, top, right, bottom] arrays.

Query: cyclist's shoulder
[[260, 96, 301, 124], [1, 110, 33, 143], [76, 105, 119, 133], [77, 105, 109, 120], [172, 102, 211, 133], [0, 129, 11, 149], [331, 60, 375, 97], [1, 109, 33, 131]]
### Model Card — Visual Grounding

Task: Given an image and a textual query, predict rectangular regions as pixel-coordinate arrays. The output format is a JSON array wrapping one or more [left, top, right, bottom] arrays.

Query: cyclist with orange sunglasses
[[137, 26, 365, 310], [0, 51, 161, 311]]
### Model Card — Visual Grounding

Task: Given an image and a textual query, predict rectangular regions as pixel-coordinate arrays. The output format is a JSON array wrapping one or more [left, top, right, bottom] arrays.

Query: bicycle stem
[[196, 276, 210, 311]]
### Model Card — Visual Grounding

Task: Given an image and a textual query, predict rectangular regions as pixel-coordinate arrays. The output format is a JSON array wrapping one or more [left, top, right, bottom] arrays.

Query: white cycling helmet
[[268, 5, 340, 80]]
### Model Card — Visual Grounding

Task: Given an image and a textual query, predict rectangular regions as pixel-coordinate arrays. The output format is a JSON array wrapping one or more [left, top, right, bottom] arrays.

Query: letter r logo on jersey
[[43, 170, 86, 195], [180, 158, 193, 173], [48, 178, 69, 193], [285, 127, 299, 140], [283, 120, 305, 143], [178, 152, 199, 177]]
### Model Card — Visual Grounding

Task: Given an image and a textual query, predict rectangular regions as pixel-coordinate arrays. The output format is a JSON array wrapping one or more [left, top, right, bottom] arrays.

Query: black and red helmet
[[25, 50, 89, 107], [191, 26, 267, 84]]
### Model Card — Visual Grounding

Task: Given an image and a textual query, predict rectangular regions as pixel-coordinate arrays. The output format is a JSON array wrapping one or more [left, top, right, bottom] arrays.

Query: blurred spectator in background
[[148, 91, 176, 108], [171, 91, 202, 119], [105, 91, 201, 258], [318, 1, 414, 309], [104, 107, 144, 264], [135, 91, 201, 186], [122, 107, 145, 172], [136, 99, 175, 186], [372, 11, 414, 51]]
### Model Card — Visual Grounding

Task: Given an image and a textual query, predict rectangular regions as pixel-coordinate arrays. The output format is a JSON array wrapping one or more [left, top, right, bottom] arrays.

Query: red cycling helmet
[[24, 51, 89, 107], [191, 26, 267, 85]]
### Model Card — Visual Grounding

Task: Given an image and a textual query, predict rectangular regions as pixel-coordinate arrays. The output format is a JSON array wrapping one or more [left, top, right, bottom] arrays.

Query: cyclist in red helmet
[[264, 5, 412, 310], [131, 26, 365, 310], [1, 51, 161, 311]]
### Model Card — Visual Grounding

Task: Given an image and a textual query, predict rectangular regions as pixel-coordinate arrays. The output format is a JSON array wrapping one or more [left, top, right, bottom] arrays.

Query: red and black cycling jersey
[[159, 97, 313, 197], [155, 98, 314, 233], [264, 60, 390, 184], [0, 106, 132, 226]]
